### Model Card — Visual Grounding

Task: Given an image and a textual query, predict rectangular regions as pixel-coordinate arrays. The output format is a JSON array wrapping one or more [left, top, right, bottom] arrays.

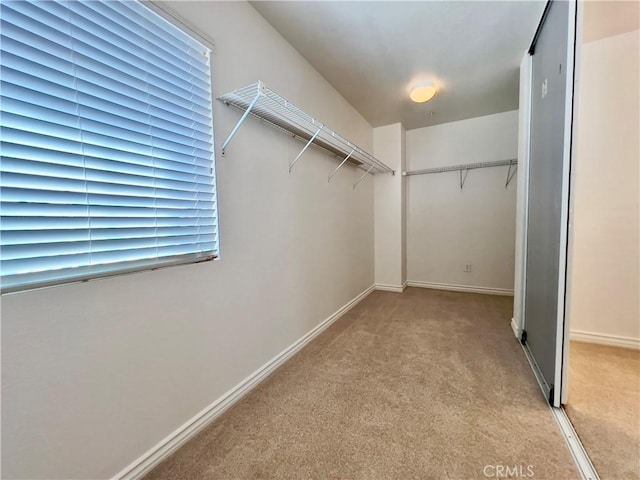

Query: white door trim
[[553, 0, 580, 407], [561, 0, 583, 405]]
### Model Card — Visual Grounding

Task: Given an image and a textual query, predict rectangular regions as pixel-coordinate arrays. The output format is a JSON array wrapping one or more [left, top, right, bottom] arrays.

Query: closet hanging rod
[[403, 158, 517, 176]]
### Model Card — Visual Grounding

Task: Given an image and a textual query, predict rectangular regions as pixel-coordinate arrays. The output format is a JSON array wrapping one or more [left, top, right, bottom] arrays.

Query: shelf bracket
[[221, 88, 263, 156], [505, 162, 517, 188], [328, 148, 355, 182], [289, 126, 322, 173], [459, 169, 469, 190], [353, 163, 376, 189]]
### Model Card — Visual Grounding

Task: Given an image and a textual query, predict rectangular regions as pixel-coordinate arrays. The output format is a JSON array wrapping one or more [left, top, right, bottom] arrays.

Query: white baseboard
[[375, 282, 407, 293], [406, 280, 514, 296], [570, 330, 640, 350], [113, 284, 376, 480], [511, 317, 521, 339]]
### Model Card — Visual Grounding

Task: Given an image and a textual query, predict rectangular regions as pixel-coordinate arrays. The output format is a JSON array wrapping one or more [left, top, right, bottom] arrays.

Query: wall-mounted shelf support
[[328, 148, 355, 182], [353, 164, 375, 189], [505, 163, 517, 188], [459, 169, 469, 190], [403, 159, 518, 191], [289, 126, 322, 173], [218, 81, 394, 180], [221, 84, 264, 155]]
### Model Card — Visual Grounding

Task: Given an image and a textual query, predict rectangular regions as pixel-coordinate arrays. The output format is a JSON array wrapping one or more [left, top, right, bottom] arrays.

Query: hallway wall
[[568, 28, 640, 348]]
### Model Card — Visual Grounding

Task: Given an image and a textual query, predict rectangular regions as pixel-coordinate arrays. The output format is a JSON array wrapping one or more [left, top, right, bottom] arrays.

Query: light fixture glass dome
[[410, 81, 437, 103]]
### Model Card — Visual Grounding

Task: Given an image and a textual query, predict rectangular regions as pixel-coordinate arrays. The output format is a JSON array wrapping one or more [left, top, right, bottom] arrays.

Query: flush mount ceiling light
[[410, 81, 437, 103]]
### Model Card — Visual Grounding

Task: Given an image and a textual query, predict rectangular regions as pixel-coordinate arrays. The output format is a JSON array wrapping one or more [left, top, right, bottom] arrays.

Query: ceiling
[[251, 1, 547, 130]]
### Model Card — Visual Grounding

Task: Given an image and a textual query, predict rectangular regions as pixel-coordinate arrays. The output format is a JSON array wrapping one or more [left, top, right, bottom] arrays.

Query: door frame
[[514, 0, 583, 407], [561, 0, 583, 406]]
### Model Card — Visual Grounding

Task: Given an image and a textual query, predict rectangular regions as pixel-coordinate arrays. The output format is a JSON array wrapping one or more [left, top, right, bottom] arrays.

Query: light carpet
[[566, 341, 640, 480], [146, 288, 578, 479]]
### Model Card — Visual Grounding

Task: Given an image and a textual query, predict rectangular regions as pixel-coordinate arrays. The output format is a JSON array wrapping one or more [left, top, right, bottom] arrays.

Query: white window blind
[[0, 0, 218, 293]]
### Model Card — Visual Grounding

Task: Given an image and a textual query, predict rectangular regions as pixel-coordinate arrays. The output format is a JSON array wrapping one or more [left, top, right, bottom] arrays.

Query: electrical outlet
[[464, 264, 472, 273]]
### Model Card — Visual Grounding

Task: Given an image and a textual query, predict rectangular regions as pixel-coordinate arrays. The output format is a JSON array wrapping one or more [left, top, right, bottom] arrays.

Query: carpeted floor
[[565, 341, 640, 480], [146, 288, 579, 479]]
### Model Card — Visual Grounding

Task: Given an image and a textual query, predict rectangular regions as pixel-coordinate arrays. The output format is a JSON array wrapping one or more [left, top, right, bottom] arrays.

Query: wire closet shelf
[[218, 81, 395, 182], [403, 158, 518, 190]]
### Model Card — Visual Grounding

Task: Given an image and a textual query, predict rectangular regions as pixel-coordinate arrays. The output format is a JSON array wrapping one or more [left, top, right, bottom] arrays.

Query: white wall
[[373, 123, 407, 290], [0, 2, 377, 478], [568, 29, 640, 345], [406, 111, 518, 293]]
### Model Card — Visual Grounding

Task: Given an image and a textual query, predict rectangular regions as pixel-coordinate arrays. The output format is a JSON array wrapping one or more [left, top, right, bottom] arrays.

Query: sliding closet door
[[523, 0, 578, 407]]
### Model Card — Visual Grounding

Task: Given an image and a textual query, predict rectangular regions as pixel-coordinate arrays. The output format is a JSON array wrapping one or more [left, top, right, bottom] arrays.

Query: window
[[0, 0, 218, 293]]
